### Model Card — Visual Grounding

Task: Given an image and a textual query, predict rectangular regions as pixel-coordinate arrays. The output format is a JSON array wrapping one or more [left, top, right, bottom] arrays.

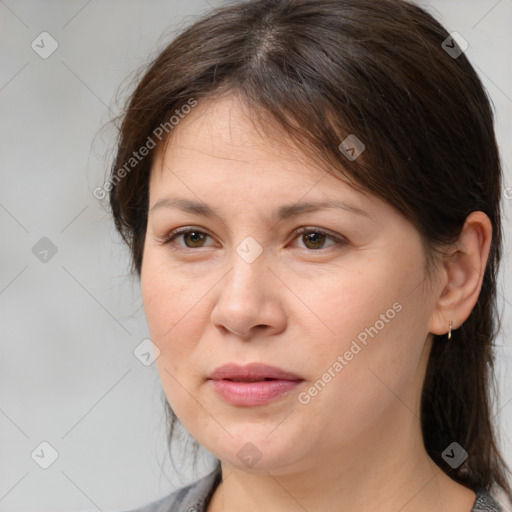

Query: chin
[[201, 431, 309, 474]]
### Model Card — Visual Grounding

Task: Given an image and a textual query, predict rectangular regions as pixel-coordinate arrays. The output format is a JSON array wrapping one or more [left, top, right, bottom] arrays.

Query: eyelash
[[159, 226, 346, 252]]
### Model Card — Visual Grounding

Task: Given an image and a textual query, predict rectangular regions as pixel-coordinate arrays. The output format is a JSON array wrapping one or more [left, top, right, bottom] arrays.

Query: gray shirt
[[123, 467, 503, 512]]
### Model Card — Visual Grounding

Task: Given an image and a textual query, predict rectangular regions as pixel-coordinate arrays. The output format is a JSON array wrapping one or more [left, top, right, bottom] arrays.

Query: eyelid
[[158, 226, 217, 248], [291, 226, 345, 250], [159, 226, 347, 251]]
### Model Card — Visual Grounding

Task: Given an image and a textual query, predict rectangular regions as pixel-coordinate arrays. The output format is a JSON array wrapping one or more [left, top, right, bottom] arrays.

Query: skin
[[141, 93, 492, 512]]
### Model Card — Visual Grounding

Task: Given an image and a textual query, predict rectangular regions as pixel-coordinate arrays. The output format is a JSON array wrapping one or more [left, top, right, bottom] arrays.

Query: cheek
[[141, 247, 195, 339], [141, 259, 204, 415], [141, 260, 187, 385], [295, 263, 404, 353], [140, 248, 218, 380], [296, 254, 430, 419]]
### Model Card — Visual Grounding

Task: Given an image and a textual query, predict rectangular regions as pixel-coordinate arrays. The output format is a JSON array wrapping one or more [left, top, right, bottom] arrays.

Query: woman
[[107, 0, 511, 510]]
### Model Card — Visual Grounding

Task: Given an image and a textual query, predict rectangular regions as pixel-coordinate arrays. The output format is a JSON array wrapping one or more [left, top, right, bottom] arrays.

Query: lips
[[208, 362, 303, 382], [208, 363, 304, 406]]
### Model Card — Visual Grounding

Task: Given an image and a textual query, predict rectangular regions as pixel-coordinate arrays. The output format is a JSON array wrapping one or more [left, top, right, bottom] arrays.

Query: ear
[[428, 211, 493, 337]]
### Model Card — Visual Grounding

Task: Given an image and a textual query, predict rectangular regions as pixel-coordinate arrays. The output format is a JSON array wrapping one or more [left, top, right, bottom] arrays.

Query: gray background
[[0, 1, 511, 510]]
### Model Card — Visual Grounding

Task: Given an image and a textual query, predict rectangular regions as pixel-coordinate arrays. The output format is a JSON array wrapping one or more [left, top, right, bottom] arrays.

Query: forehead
[[151, 94, 334, 184]]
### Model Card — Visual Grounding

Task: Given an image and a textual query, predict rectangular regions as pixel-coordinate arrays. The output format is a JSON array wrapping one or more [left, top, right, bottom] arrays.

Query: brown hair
[[107, 0, 510, 495]]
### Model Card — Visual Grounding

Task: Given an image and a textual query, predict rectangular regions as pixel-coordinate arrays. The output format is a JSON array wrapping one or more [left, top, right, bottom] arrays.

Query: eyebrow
[[150, 197, 371, 221]]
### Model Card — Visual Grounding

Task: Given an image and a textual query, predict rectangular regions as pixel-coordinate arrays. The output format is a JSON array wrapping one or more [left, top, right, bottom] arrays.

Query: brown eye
[[293, 228, 343, 251], [301, 231, 327, 250], [163, 229, 214, 249], [182, 231, 208, 248]]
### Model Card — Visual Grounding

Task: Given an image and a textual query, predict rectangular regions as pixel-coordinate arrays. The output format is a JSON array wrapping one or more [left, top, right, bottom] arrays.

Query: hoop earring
[[448, 321, 453, 340]]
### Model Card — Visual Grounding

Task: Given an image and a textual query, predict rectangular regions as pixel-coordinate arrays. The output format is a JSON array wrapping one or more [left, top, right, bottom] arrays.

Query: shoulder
[[471, 486, 510, 512], [119, 467, 222, 512]]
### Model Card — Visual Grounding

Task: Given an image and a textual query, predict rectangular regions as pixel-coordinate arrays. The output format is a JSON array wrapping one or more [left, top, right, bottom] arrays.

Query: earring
[[448, 321, 453, 340]]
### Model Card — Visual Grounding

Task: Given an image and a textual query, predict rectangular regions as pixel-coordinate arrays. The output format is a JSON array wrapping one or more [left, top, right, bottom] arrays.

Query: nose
[[210, 249, 287, 340]]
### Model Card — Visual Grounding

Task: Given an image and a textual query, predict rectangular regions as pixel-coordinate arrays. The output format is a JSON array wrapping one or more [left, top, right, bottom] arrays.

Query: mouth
[[208, 363, 304, 406]]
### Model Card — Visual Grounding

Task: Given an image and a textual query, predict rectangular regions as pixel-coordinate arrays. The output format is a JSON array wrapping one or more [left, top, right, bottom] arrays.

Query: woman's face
[[141, 95, 440, 474]]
